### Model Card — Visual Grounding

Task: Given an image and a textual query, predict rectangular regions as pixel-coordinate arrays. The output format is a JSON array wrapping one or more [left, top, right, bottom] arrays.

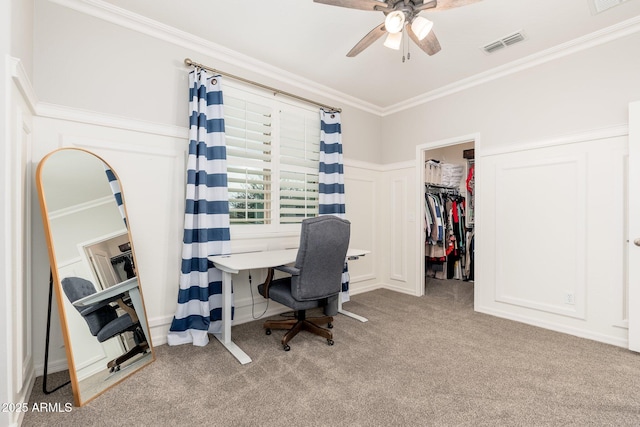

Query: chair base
[[264, 311, 334, 351], [107, 342, 149, 372]]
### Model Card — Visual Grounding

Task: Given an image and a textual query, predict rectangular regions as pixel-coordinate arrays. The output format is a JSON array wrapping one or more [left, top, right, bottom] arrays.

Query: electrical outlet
[[564, 292, 575, 305]]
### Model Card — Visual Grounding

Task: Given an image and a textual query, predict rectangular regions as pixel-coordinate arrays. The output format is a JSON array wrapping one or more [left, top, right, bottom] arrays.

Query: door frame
[[628, 101, 640, 351], [415, 133, 481, 297]]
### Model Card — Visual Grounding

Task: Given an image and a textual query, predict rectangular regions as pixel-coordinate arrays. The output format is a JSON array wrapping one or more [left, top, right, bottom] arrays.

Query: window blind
[[224, 94, 272, 224], [223, 86, 320, 226]]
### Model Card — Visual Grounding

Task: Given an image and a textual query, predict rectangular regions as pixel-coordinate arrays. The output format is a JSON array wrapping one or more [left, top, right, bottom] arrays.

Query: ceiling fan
[[313, 0, 481, 57]]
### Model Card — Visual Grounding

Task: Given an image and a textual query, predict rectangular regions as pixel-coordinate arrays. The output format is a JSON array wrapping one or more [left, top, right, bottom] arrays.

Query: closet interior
[[424, 142, 475, 283]]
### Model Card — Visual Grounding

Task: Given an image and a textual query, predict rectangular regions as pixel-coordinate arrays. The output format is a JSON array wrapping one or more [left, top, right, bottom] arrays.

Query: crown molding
[[46, 1, 640, 118], [382, 15, 640, 116], [8, 56, 38, 113], [47, 0, 383, 116]]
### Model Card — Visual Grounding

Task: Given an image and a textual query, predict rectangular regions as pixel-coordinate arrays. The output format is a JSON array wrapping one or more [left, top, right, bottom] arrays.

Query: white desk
[[73, 277, 150, 345], [209, 248, 370, 364]]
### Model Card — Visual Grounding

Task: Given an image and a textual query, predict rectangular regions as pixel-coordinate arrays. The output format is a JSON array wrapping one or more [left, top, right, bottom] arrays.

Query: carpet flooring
[[23, 280, 640, 426]]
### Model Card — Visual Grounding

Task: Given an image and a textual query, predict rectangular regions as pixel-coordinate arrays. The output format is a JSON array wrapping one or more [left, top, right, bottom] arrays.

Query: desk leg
[[129, 288, 151, 343], [338, 298, 368, 323], [211, 271, 252, 365]]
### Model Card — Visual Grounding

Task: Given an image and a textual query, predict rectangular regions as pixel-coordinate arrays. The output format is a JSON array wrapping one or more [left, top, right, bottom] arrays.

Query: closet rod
[[184, 58, 342, 113]]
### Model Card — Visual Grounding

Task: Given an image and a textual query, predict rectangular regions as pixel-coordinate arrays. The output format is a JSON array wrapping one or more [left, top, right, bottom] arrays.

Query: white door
[[88, 249, 119, 289], [628, 100, 640, 352]]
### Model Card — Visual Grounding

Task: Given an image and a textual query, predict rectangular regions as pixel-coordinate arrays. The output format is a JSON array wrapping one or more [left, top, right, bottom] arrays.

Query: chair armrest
[[275, 265, 300, 276], [258, 268, 275, 299], [77, 292, 127, 316]]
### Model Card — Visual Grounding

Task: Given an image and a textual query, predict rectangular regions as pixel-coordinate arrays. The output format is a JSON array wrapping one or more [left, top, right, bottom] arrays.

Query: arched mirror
[[36, 147, 154, 406]]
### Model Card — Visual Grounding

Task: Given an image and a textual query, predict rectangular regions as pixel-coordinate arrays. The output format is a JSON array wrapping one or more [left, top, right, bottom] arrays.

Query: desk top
[[209, 248, 369, 274], [73, 277, 139, 307]]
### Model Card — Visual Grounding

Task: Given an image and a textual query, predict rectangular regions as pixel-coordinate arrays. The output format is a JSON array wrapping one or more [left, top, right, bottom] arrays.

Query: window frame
[[222, 80, 321, 237]]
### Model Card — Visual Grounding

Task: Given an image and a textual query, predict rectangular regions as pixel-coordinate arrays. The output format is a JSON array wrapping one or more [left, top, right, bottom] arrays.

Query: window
[[223, 84, 320, 227]]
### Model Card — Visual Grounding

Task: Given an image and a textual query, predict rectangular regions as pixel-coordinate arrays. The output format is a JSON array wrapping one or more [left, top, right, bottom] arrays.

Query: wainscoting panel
[[476, 131, 630, 348], [32, 110, 385, 352], [390, 176, 407, 282], [494, 153, 587, 318], [6, 57, 36, 427], [344, 170, 377, 284]]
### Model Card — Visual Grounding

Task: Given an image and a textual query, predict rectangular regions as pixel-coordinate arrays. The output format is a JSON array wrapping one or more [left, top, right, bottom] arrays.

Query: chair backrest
[[292, 216, 350, 301], [61, 277, 118, 336]]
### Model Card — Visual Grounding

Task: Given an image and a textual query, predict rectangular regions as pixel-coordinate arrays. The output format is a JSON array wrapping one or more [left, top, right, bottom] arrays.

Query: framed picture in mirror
[[36, 147, 155, 406]]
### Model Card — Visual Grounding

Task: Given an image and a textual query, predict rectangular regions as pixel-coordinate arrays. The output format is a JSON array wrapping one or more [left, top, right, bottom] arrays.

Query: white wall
[[29, 0, 384, 374], [22, 0, 640, 402], [3, 1, 36, 425], [30, 108, 383, 372], [379, 30, 640, 346], [381, 31, 640, 162], [32, 0, 383, 165]]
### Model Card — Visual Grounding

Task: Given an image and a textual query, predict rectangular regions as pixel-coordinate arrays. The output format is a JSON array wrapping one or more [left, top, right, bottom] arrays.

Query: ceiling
[[101, 0, 640, 112]]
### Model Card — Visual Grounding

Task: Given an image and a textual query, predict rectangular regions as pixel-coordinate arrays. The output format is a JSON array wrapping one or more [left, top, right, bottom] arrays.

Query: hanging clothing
[[425, 187, 468, 280], [167, 69, 231, 347]]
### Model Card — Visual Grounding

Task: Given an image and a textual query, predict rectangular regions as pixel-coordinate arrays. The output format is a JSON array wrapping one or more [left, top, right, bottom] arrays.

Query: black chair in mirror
[[61, 277, 149, 372]]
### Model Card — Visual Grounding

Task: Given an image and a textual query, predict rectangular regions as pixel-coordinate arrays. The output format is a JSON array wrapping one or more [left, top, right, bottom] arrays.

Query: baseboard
[[148, 283, 389, 346], [475, 304, 628, 349], [32, 356, 70, 377]]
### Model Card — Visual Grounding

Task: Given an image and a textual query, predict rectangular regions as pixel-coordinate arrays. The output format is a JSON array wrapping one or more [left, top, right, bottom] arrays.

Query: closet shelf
[[425, 183, 459, 189]]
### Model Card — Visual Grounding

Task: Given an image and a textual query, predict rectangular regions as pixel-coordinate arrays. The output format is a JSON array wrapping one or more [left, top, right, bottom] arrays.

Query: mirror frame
[[36, 147, 155, 406]]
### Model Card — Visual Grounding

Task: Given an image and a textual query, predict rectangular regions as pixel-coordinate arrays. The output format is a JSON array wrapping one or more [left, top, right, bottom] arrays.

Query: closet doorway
[[416, 134, 478, 300]]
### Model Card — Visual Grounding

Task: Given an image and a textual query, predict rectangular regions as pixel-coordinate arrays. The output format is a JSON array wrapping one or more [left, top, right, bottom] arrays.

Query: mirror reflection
[[37, 148, 154, 406]]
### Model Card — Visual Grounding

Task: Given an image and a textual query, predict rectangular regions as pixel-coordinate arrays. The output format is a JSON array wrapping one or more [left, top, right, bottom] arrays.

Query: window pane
[[280, 171, 318, 223], [228, 167, 271, 224], [224, 91, 273, 224], [223, 84, 321, 226], [279, 108, 320, 223]]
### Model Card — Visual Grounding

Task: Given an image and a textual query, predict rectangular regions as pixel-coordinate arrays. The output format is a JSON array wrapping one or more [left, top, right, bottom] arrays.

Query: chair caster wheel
[[327, 339, 334, 346], [283, 344, 290, 351], [265, 329, 271, 335], [328, 322, 333, 329]]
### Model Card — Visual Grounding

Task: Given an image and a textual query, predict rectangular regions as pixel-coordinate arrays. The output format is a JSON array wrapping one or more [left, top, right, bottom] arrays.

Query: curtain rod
[[184, 58, 342, 113]]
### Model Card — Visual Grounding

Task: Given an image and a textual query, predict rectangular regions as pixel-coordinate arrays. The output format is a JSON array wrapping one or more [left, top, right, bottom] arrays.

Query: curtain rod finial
[[184, 58, 194, 66]]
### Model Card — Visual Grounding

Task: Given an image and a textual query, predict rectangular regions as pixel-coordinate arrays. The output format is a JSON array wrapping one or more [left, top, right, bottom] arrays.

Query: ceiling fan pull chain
[[402, 30, 406, 62]]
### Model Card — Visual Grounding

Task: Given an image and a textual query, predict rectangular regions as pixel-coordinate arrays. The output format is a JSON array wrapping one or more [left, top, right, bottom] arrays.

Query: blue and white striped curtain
[[319, 109, 350, 300], [104, 167, 127, 227], [167, 69, 232, 347]]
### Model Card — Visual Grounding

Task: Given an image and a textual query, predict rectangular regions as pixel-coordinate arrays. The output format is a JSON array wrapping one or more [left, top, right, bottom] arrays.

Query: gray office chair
[[61, 277, 148, 372], [258, 216, 350, 351]]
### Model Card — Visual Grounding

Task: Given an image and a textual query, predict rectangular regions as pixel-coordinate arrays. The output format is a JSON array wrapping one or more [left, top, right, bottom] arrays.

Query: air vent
[[592, 0, 628, 14], [481, 31, 526, 54]]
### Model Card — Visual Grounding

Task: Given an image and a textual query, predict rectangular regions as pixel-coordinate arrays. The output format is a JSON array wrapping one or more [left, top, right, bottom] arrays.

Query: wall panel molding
[[482, 124, 628, 158], [390, 176, 407, 282], [38, 102, 187, 139], [494, 154, 587, 319]]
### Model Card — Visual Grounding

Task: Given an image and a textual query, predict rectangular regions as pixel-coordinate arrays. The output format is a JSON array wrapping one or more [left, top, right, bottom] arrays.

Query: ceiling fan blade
[[414, 0, 438, 11], [418, 0, 482, 12], [313, 0, 390, 11], [406, 24, 441, 56], [346, 22, 387, 57]]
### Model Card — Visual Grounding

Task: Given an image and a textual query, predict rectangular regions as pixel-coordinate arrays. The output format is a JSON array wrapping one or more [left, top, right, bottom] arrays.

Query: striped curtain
[[167, 69, 232, 347], [318, 109, 350, 299], [104, 167, 126, 227]]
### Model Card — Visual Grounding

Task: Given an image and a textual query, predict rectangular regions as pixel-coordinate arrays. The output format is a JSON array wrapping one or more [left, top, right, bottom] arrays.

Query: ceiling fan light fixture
[[411, 16, 433, 41], [384, 10, 405, 34], [383, 31, 402, 50]]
